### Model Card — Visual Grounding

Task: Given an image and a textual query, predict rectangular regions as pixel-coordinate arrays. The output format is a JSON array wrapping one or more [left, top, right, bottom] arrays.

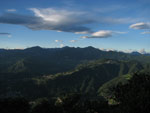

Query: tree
[[113, 73, 150, 113], [0, 97, 30, 113]]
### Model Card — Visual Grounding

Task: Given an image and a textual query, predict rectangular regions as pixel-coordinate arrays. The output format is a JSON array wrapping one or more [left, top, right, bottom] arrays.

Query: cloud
[[89, 30, 112, 38], [0, 13, 41, 25], [99, 47, 149, 54], [81, 30, 113, 38], [99, 48, 116, 52], [6, 9, 16, 12], [0, 33, 11, 35], [139, 48, 146, 54], [29, 8, 94, 33], [60, 44, 64, 48], [0, 7, 136, 35], [8, 35, 12, 38], [123, 49, 148, 54], [141, 31, 150, 34], [112, 18, 140, 24], [55, 40, 65, 48], [0, 8, 95, 34], [70, 40, 77, 43], [55, 40, 63, 43], [130, 22, 150, 29], [0, 33, 12, 37], [74, 31, 90, 34], [81, 30, 126, 38], [55, 40, 64, 47]]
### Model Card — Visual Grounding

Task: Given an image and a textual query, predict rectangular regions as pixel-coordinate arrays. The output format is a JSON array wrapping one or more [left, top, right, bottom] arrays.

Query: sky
[[0, 0, 150, 53]]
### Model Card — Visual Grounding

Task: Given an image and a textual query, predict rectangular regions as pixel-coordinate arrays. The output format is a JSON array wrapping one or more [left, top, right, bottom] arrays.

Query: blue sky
[[0, 0, 150, 53]]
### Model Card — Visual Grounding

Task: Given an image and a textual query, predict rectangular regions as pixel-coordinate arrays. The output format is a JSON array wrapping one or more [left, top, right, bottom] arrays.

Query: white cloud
[[0, 7, 137, 35], [70, 40, 77, 43], [92, 30, 112, 38], [55, 40, 64, 48], [99, 48, 116, 51], [99, 48, 149, 54], [74, 31, 90, 34], [29, 8, 88, 24], [57, 30, 62, 32], [60, 44, 64, 48], [123, 49, 134, 53], [81, 36, 89, 39], [28, 8, 94, 33], [123, 49, 147, 54], [0, 8, 94, 34], [30, 8, 70, 23], [130, 22, 150, 29], [81, 30, 112, 38], [6, 9, 16, 12], [139, 48, 146, 54], [55, 40, 63, 43], [141, 31, 150, 34], [130, 22, 150, 35], [81, 30, 126, 38]]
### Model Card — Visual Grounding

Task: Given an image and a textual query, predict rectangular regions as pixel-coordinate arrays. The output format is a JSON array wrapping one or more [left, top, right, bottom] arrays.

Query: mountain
[[0, 46, 150, 76], [98, 74, 132, 102], [130, 51, 141, 55], [130, 51, 150, 56], [98, 64, 150, 103], [0, 59, 145, 99], [0, 46, 150, 99]]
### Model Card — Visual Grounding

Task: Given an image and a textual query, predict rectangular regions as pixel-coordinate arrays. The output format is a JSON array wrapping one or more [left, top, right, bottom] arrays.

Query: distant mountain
[[130, 51, 141, 55], [130, 51, 150, 56], [145, 53, 150, 56], [0, 59, 145, 99], [0, 46, 150, 75]]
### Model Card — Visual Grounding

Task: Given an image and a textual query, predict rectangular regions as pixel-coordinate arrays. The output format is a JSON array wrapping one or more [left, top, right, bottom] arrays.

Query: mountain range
[[0, 46, 150, 75], [0, 46, 150, 99]]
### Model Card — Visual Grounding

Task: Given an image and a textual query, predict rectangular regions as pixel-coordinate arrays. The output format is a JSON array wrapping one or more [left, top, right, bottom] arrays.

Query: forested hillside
[[0, 58, 146, 99], [0, 46, 150, 113], [0, 46, 150, 75]]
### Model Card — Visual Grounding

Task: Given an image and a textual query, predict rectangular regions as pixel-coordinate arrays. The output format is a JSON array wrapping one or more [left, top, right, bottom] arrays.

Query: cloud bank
[[0, 8, 95, 34], [0, 8, 132, 35]]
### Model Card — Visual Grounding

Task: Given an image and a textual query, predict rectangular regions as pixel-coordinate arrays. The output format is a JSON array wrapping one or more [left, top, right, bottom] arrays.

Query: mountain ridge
[[0, 59, 145, 99], [0, 46, 150, 75]]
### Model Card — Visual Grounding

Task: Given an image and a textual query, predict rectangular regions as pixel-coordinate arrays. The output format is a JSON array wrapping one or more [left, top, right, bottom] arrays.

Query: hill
[[0, 46, 150, 76], [98, 63, 150, 103], [0, 59, 145, 99]]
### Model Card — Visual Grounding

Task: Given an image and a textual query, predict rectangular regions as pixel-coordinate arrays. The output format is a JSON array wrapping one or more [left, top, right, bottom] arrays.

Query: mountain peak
[[25, 46, 44, 51], [26, 46, 42, 49]]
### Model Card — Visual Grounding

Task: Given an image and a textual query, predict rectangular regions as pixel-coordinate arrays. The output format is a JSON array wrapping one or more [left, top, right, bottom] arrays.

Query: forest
[[0, 46, 150, 113]]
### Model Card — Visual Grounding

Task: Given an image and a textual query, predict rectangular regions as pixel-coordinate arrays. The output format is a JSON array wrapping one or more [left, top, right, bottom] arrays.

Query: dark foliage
[[113, 73, 150, 113], [0, 46, 149, 75], [0, 47, 150, 113], [0, 59, 144, 99], [0, 97, 30, 113]]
